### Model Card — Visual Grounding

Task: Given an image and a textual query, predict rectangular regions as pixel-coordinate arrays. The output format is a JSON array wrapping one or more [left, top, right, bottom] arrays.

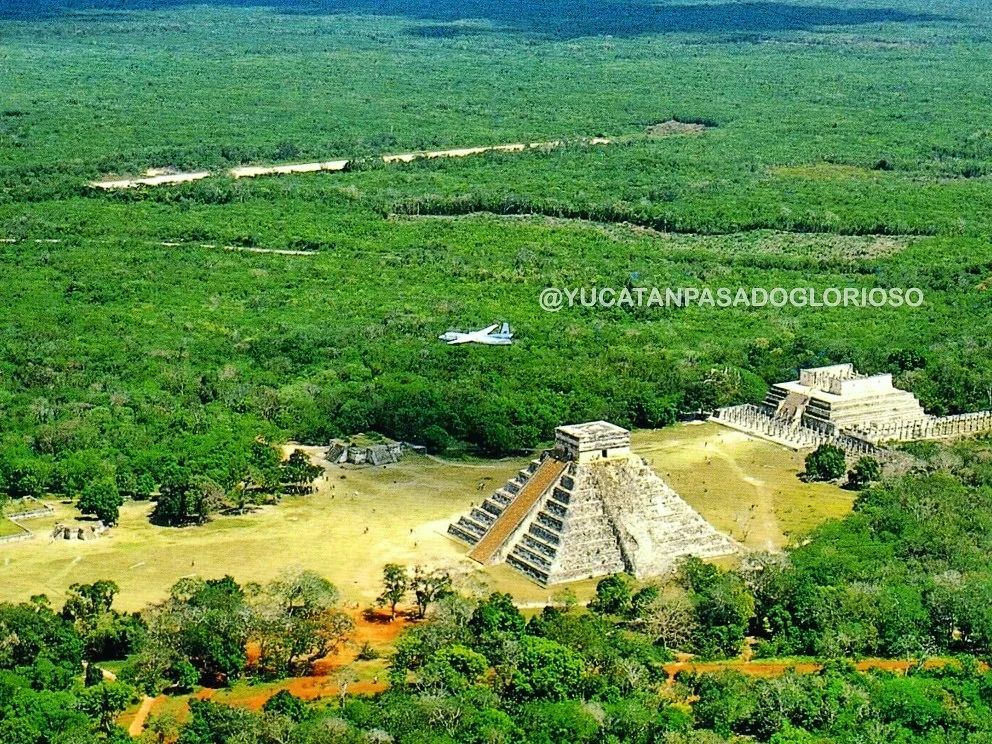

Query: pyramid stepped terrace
[[714, 363, 992, 453], [762, 364, 926, 435], [448, 422, 737, 586]]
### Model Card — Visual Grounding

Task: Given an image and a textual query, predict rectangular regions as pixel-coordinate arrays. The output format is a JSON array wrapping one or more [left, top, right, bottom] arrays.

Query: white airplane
[[439, 322, 513, 345]]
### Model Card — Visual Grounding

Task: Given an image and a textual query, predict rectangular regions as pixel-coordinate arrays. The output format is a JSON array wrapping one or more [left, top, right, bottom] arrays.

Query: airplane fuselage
[[438, 323, 513, 345]]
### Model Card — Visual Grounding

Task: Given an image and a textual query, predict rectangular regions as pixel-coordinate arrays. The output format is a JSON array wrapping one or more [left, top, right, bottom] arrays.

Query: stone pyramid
[[447, 421, 738, 585]]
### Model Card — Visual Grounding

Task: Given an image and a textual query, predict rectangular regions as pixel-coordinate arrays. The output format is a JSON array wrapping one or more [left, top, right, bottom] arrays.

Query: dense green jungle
[[5, 1, 992, 743], [3, 0, 992, 488]]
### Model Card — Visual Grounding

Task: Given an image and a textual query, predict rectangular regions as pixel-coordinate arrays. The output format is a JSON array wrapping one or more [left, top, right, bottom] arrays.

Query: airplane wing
[[476, 324, 499, 336]]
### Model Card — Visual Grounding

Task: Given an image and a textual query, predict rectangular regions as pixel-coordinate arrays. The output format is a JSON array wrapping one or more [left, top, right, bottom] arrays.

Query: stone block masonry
[[327, 434, 403, 466], [448, 422, 737, 586], [713, 364, 992, 466]]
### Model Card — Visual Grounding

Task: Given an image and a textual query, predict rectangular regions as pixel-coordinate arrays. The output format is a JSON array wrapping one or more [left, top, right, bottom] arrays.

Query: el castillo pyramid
[[448, 421, 738, 585]]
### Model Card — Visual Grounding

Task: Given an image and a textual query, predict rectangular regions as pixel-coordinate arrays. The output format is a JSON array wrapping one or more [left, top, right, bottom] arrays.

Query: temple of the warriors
[[762, 363, 926, 434], [447, 421, 737, 586], [714, 363, 992, 456]]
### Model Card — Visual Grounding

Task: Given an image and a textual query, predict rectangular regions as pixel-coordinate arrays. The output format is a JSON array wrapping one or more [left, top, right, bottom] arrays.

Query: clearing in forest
[[0, 424, 849, 612]]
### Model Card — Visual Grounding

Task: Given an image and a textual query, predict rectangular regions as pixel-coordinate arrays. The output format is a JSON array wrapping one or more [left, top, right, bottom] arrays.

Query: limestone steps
[[467, 457, 568, 565], [447, 460, 542, 547]]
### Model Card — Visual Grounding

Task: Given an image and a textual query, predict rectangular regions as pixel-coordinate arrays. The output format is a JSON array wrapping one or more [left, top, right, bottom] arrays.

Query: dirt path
[[91, 171, 210, 189], [231, 160, 348, 179], [90, 135, 617, 190], [223, 246, 316, 256], [44, 555, 83, 594], [425, 454, 525, 469], [160, 243, 317, 256], [710, 444, 781, 551], [128, 695, 156, 737]]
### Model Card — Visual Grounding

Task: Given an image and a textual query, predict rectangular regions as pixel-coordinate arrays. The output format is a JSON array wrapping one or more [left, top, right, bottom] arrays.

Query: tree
[[469, 592, 526, 638], [887, 349, 927, 372], [262, 690, 310, 723], [411, 566, 452, 619], [507, 636, 586, 702], [517, 701, 600, 743], [629, 584, 661, 619], [117, 466, 155, 501], [419, 644, 488, 693], [804, 444, 846, 482], [0, 460, 45, 499], [589, 574, 634, 616], [178, 699, 259, 744], [54, 452, 110, 499], [250, 569, 353, 677], [678, 557, 755, 659], [226, 482, 265, 515], [119, 642, 177, 696], [172, 659, 199, 691], [84, 661, 104, 687], [142, 713, 179, 744], [376, 564, 409, 621], [246, 439, 282, 494], [151, 470, 223, 526], [0, 600, 84, 688], [847, 456, 882, 490], [63, 581, 119, 625], [76, 681, 134, 734], [633, 594, 698, 651], [77, 478, 124, 525], [552, 587, 579, 613], [140, 576, 252, 684], [61, 581, 140, 663], [280, 450, 322, 494], [420, 424, 451, 455]]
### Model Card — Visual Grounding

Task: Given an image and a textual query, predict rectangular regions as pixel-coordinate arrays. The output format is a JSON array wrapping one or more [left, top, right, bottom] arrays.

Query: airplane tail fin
[[500, 322, 510, 336]]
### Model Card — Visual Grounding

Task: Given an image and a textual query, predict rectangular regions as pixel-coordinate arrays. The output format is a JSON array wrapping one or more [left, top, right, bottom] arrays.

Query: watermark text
[[538, 286, 925, 313]]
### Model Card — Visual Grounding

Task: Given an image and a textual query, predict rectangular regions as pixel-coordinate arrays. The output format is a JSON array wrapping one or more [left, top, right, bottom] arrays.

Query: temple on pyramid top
[[448, 421, 737, 586], [553, 421, 631, 462]]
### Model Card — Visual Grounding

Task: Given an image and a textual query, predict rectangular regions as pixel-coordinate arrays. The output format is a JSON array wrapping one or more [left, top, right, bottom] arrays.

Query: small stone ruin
[[52, 522, 107, 541], [327, 433, 403, 466]]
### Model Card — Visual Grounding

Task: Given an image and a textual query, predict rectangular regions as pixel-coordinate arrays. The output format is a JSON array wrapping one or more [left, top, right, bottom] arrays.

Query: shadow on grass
[[4, 0, 948, 40]]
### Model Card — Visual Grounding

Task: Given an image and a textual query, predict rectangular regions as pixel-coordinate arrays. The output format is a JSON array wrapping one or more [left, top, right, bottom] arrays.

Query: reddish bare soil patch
[[127, 608, 408, 731]]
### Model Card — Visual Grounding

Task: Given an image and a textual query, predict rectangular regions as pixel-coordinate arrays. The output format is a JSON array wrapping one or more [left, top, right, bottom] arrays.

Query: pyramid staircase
[[447, 455, 563, 559], [773, 391, 811, 426], [467, 456, 568, 565]]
